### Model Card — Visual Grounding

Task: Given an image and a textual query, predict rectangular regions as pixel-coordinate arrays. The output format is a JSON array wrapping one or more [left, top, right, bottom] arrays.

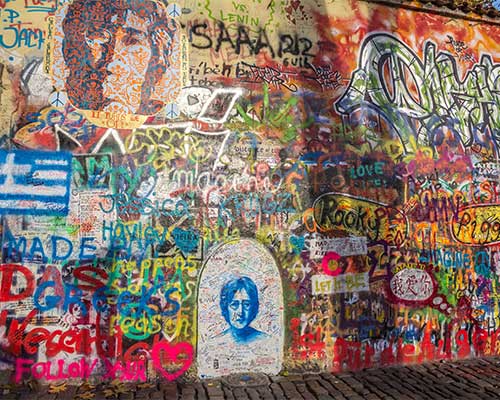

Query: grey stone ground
[[4, 357, 500, 399]]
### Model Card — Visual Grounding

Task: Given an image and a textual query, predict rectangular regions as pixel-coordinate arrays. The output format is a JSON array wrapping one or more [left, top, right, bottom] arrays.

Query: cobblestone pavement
[[4, 357, 500, 399]]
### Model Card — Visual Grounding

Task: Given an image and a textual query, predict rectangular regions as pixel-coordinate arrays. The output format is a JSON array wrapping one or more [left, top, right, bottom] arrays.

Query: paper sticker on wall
[[197, 238, 283, 378], [0, 150, 72, 216], [51, 0, 181, 128], [312, 273, 369, 295], [310, 236, 367, 259], [44, 16, 55, 75], [180, 34, 189, 87]]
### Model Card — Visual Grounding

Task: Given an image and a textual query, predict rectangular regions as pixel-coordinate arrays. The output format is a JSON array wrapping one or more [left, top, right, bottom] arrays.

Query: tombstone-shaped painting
[[197, 239, 284, 378]]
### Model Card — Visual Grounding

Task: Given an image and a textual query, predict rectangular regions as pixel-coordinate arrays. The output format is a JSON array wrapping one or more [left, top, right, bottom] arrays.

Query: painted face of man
[[102, 9, 152, 114], [228, 289, 253, 329]]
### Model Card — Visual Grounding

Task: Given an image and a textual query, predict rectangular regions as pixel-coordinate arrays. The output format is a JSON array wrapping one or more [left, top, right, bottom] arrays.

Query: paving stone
[[193, 383, 207, 400], [161, 383, 178, 398], [303, 373, 321, 381], [295, 382, 316, 399], [269, 382, 284, 394], [233, 387, 250, 400], [364, 394, 382, 400], [306, 380, 329, 397], [180, 386, 196, 396], [339, 377, 365, 390], [149, 391, 164, 400], [280, 380, 302, 397], [362, 376, 383, 384], [246, 387, 261, 400], [268, 384, 287, 400], [344, 394, 365, 400], [286, 390, 305, 398], [255, 385, 276, 400], [286, 374, 305, 382], [206, 386, 225, 397], [118, 393, 135, 400], [386, 383, 419, 399], [315, 378, 347, 399], [223, 386, 236, 400], [339, 390, 358, 397]]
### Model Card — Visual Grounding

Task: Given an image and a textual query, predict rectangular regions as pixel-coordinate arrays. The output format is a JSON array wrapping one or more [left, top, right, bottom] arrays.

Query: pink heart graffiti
[[151, 341, 194, 381]]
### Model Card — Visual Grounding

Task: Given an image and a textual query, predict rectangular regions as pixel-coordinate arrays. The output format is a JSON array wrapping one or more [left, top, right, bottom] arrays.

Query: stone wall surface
[[1, 0, 500, 383]]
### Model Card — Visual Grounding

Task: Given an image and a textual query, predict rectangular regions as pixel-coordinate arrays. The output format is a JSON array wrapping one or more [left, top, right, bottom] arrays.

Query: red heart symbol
[[291, 0, 300, 10], [151, 341, 193, 381]]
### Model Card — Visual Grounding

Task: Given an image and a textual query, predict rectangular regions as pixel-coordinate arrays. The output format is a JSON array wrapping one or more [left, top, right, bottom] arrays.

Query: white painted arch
[[197, 238, 284, 378]]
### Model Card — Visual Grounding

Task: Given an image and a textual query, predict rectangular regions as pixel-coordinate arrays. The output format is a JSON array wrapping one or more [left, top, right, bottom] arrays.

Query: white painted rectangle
[[311, 273, 369, 295], [309, 236, 368, 259]]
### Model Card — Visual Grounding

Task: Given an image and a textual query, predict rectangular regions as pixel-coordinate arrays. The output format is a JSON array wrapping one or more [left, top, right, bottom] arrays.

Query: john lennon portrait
[[52, 0, 181, 115], [218, 276, 269, 344], [197, 239, 284, 378]]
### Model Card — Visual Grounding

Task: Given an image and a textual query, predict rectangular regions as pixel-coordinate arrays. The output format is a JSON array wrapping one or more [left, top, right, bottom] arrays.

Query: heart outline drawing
[[151, 341, 194, 381]]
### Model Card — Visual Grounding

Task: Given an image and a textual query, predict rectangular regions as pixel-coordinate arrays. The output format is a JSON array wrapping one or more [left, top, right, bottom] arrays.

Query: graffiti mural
[[51, 0, 181, 125], [336, 33, 500, 156], [2, 0, 500, 385]]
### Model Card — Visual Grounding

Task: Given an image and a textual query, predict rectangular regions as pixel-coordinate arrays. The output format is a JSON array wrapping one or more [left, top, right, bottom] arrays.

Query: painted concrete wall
[[1, 0, 500, 383]]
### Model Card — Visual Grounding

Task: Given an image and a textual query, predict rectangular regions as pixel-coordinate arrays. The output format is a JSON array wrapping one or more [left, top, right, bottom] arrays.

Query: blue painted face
[[220, 276, 260, 332], [228, 289, 253, 329]]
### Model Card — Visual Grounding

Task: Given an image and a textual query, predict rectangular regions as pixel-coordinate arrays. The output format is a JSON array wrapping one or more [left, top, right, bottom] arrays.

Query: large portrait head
[[219, 276, 267, 343], [52, 0, 181, 116]]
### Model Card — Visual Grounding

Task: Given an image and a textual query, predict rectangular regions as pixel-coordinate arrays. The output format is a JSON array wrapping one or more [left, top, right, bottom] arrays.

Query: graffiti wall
[[2, 0, 500, 383]]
